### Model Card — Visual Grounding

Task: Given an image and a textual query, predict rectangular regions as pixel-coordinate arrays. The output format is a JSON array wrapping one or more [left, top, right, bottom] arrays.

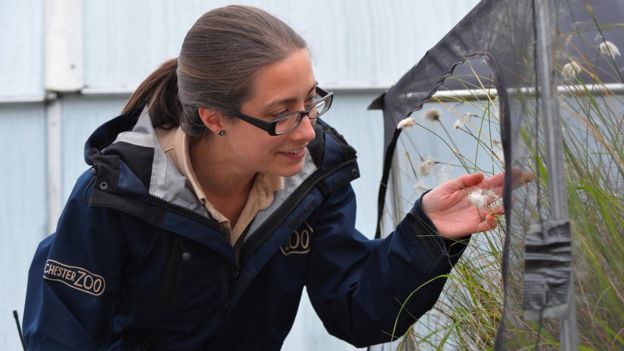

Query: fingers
[[484, 168, 532, 186], [446, 170, 533, 202], [483, 172, 505, 188], [475, 214, 499, 233], [436, 173, 485, 195], [508, 168, 534, 188], [481, 169, 534, 197], [489, 206, 504, 216], [478, 206, 503, 219], [454, 173, 485, 190], [485, 214, 499, 229]]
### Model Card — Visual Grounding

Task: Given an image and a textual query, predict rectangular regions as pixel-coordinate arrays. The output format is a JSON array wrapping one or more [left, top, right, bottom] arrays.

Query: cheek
[[230, 132, 278, 160]]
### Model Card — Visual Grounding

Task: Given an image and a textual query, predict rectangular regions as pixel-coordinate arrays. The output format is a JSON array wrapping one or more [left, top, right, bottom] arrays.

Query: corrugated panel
[[285, 288, 362, 351], [61, 95, 127, 200], [321, 91, 384, 236], [0, 0, 44, 98], [83, 0, 480, 91], [0, 104, 47, 350]]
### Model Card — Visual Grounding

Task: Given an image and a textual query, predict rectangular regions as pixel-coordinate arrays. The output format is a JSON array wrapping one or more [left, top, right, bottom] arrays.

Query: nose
[[289, 114, 316, 142]]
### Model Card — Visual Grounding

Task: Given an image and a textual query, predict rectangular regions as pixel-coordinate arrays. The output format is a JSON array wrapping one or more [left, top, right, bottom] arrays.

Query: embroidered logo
[[281, 222, 312, 256], [43, 259, 106, 296]]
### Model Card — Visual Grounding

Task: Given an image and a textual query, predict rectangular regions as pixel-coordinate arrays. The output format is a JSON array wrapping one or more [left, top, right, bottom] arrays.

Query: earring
[[218, 130, 226, 136]]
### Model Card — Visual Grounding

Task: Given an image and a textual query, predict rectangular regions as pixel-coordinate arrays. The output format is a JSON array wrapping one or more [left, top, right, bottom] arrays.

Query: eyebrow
[[263, 82, 318, 112]]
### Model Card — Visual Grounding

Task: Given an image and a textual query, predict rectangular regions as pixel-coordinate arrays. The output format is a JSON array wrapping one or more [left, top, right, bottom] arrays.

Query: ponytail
[[124, 6, 308, 137], [123, 58, 182, 130]]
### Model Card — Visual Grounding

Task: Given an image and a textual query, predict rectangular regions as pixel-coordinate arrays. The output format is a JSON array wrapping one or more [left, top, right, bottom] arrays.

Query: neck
[[189, 135, 256, 199]]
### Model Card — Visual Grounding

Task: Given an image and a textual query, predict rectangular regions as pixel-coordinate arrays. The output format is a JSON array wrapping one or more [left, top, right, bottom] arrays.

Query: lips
[[283, 148, 304, 154], [277, 148, 306, 160]]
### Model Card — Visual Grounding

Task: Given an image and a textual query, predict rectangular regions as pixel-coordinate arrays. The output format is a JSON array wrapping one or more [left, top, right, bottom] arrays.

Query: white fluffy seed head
[[397, 117, 417, 129], [561, 61, 582, 80], [418, 158, 437, 176], [598, 41, 621, 60], [424, 109, 440, 122], [414, 181, 428, 194], [436, 164, 450, 183], [453, 113, 474, 129], [468, 189, 488, 209], [468, 189, 499, 209]]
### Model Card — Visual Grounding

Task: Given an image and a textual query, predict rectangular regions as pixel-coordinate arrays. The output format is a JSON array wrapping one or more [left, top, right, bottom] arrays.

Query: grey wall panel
[[0, 104, 46, 350], [284, 288, 363, 351], [321, 91, 384, 236], [61, 95, 127, 200], [83, 0, 480, 91], [0, 0, 44, 97]]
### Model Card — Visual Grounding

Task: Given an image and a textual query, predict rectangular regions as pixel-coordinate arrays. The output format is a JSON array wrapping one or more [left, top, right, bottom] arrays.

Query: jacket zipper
[[140, 194, 242, 276], [93, 156, 355, 302], [208, 157, 356, 349], [239, 157, 357, 266], [141, 194, 225, 234], [159, 235, 183, 307]]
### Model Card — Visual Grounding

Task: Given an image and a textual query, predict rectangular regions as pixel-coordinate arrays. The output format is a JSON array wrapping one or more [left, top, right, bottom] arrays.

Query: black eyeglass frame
[[230, 87, 334, 136]]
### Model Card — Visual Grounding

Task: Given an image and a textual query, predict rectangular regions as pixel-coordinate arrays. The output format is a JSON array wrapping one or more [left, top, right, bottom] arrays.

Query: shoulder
[[308, 120, 357, 170], [58, 169, 126, 233], [305, 120, 360, 197]]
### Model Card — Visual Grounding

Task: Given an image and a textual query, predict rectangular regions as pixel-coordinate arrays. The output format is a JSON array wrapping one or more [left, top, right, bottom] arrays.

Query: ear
[[198, 107, 228, 134]]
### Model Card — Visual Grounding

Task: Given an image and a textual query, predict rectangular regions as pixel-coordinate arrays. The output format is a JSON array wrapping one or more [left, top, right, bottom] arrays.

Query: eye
[[272, 109, 291, 119], [304, 96, 316, 109]]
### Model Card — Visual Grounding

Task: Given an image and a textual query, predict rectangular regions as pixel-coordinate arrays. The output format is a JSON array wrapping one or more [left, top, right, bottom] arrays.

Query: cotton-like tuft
[[424, 109, 440, 122], [418, 158, 437, 176], [561, 61, 582, 80], [598, 41, 621, 60], [397, 117, 417, 129]]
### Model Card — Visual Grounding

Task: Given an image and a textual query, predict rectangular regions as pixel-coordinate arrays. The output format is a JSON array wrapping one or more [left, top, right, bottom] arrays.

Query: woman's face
[[223, 49, 318, 177]]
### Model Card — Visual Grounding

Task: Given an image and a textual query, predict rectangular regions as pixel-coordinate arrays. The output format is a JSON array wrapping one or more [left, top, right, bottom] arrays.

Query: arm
[[306, 184, 468, 347], [23, 174, 123, 350]]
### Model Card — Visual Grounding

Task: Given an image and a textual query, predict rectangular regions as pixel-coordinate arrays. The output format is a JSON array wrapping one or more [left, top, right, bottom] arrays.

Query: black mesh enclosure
[[370, 0, 624, 349]]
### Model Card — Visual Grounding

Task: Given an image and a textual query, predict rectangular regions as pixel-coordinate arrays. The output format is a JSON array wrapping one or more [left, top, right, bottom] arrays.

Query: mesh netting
[[372, 0, 624, 349]]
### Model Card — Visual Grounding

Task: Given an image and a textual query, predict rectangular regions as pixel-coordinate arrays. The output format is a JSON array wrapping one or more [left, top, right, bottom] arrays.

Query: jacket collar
[[84, 107, 358, 222]]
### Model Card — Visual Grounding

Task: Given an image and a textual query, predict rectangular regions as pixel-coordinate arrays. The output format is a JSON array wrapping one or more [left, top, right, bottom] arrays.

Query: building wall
[[0, 1, 480, 349]]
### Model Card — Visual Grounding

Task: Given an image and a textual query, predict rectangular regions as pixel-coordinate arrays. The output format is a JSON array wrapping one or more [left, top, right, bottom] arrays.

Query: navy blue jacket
[[23, 108, 468, 350]]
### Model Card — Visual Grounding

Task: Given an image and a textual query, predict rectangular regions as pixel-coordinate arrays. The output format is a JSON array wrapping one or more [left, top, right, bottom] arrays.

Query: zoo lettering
[[43, 259, 106, 296], [281, 222, 313, 255]]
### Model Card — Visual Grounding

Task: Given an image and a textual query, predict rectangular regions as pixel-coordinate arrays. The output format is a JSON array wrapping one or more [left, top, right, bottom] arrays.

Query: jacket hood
[[84, 107, 359, 232]]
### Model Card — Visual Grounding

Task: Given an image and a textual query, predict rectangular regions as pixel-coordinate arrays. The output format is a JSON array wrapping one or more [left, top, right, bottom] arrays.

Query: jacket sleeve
[[23, 174, 124, 350], [306, 184, 468, 347]]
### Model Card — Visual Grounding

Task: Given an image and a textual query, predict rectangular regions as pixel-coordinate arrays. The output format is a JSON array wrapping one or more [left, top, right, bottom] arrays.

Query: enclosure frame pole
[[534, 0, 579, 349]]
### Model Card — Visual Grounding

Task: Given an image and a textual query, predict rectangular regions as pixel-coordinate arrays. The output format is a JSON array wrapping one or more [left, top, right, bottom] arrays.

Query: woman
[[23, 5, 505, 350]]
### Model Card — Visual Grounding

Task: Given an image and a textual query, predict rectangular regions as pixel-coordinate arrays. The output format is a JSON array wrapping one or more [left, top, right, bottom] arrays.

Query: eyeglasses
[[231, 87, 334, 136]]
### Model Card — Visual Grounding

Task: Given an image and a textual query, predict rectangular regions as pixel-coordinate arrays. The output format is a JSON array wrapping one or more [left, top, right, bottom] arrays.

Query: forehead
[[245, 49, 316, 108]]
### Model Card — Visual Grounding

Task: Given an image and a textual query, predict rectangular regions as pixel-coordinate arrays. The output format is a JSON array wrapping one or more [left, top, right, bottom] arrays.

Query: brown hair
[[123, 5, 308, 137]]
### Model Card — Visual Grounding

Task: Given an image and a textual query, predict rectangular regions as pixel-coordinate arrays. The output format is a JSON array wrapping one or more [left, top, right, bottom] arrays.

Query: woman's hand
[[421, 172, 510, 239]]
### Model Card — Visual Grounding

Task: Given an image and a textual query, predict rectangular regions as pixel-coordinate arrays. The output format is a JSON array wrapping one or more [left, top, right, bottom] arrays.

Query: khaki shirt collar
[[157, 127, 283, 244]]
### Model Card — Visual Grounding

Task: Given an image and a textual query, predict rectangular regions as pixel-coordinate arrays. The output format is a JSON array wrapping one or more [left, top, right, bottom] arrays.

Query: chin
[[279, 167, 304, 177], [272, 162, 305, 177]]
